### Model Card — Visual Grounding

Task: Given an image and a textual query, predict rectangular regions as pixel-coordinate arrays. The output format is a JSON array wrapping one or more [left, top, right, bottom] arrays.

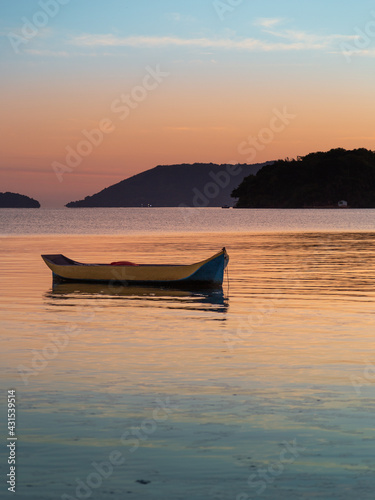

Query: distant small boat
[[41, 248, 229, 287], [221, 205, 231, 209]]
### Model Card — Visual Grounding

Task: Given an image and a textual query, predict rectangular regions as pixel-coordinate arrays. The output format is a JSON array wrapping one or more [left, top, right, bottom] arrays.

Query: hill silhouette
[[66, 162, 269, 207], [232, 148, 375, 208], [0, 192, 40, 208]]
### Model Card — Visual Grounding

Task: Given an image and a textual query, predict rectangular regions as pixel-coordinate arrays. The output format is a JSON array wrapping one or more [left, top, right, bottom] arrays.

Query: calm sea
[[1, 208, 375, 499]]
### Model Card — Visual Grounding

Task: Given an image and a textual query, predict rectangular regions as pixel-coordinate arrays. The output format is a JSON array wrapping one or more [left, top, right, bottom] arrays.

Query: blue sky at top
[[1, 0, 375, 60]]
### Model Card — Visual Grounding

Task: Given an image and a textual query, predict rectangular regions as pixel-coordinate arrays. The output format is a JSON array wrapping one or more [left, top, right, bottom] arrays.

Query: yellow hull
[[41, 248, 229, 286]]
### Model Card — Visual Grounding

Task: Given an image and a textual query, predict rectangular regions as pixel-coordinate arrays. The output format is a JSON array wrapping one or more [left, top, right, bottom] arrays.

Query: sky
[[0, 0, 375, 207]]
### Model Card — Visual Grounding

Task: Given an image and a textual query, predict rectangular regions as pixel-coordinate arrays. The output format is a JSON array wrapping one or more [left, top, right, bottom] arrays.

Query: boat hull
[[41, 249, 229, 287]]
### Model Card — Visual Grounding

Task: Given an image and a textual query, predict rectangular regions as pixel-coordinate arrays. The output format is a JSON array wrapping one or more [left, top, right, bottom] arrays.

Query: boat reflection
[[46, 282, 229, 314]]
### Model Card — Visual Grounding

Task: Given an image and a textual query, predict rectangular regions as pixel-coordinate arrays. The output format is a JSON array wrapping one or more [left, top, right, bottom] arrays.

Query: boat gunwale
[[41, 248, 227, 269]]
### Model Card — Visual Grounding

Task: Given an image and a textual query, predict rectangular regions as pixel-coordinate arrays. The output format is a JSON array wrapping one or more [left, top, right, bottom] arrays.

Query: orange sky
[[1, 1, 374, 206]]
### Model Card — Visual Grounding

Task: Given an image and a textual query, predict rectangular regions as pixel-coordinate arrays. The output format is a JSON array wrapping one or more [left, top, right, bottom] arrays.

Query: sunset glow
[[1, 0, 374, 206]]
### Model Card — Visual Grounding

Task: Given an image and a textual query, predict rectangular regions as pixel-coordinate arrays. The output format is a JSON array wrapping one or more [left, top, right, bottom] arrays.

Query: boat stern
[[182, 247, 228, 286]]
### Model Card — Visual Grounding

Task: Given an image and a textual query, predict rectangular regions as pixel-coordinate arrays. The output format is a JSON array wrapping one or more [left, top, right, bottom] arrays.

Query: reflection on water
[[47, 282, 229, 314], [2, 231, 375, 499], [2, 207, 375, 234]]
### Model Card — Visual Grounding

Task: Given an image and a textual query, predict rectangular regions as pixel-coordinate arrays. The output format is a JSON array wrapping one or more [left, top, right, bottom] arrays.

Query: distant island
[[232, 148, 375, 208], [66, 162, 270, 208], [0, 192, 40, 208]]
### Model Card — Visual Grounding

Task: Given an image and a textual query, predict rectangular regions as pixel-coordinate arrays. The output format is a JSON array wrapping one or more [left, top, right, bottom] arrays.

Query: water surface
[[1, 207, 375, 234], [1, 210, 375, 499]]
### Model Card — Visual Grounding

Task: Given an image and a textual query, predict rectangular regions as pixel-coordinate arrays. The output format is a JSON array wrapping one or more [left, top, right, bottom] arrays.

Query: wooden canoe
[[41, 248, 229, 287]]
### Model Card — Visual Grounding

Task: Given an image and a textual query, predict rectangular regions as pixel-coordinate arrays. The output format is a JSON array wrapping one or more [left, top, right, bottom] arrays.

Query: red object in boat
[[110, 261, 139, 266]]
